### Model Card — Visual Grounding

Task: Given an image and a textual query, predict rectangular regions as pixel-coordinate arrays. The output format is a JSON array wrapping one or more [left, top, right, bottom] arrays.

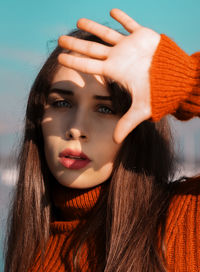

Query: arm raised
[[58, 8, 161, 143]]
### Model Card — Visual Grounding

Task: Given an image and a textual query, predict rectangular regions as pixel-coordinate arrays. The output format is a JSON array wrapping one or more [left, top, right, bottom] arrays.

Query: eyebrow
[[49, 88, 112, 101]]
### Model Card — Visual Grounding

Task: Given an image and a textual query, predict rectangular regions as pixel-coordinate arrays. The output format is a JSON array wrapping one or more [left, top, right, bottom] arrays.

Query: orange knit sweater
[[30, 35, 200, 271], [30, 182, 107, 272]]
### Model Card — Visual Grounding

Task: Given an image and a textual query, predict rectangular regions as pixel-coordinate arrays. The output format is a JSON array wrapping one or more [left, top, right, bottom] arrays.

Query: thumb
[[113, 106, 150, 144]]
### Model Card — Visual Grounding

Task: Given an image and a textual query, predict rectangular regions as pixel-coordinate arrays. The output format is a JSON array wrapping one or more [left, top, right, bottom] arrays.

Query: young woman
[[4, 8, 200, 272]]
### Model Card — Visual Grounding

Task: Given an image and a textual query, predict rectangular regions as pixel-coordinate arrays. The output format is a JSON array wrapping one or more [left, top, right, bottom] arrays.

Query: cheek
[[41, 111, 64, 138], [94, 119, 119, 146], [96, 144, 120, 174], [95, 162, 115, 181], [93, 126, 121, 168]]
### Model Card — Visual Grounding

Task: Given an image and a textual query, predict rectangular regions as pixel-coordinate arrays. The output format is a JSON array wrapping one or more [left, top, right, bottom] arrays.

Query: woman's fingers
[[58, 36, 110, 59], [113, 104, 151, 143], [77, 18, 122, 45], [110, 8, 141, 33], [58, 53, 104, 74]]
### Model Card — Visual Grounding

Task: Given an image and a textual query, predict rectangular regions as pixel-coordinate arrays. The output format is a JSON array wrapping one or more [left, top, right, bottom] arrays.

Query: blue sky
[[0, 0, 200, 155]]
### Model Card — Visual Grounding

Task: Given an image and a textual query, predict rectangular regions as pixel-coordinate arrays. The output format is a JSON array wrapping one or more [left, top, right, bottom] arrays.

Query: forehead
[[51, 65, 108, 95]]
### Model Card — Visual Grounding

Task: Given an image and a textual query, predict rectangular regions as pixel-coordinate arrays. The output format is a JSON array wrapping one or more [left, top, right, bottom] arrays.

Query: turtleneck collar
[[50, 179, 108, 233]]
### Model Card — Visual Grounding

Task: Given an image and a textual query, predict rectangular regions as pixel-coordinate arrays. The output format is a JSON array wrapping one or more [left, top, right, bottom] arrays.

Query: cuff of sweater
[[150, 34, 200, 121]]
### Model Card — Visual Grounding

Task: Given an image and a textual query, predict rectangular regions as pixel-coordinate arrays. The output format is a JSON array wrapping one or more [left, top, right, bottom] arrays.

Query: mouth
[[63, 155, 86, 160], [59, 148, 91, 170]]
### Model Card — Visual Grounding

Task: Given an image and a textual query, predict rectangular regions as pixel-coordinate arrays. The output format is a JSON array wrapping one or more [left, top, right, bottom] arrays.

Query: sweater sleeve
[[164, 178, 200, 271], [150, 34, 200, 121]]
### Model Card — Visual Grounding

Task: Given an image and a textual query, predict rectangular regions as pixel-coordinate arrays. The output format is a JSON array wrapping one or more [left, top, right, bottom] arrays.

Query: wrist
[[150, 34, 199, 121]]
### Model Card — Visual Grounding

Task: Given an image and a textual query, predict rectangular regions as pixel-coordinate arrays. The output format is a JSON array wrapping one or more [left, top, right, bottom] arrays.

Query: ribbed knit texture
[[150, 34, 200, 121], [29, 182, 104, 271], [29, 179, 200, 272], [150, 34, 200, 271], [165, 177, 200, 271]]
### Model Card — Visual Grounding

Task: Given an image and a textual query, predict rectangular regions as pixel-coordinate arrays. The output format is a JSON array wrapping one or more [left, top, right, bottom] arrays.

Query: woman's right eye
[[52, 100, 72, 108]]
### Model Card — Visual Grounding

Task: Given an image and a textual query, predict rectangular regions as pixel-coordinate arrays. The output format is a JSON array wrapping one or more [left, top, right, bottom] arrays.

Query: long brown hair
[[4, 30, 175, 272]]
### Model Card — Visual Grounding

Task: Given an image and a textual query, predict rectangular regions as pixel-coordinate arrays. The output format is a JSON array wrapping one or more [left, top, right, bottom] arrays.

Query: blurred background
[[0, 0, 200, 270]]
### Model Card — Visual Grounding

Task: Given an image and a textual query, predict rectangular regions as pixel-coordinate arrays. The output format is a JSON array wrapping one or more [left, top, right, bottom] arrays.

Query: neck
[[51, 180, 109, 223]]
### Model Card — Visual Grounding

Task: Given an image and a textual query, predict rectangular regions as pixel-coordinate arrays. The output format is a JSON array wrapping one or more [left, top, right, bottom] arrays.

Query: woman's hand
[[58, 8, 161, 143]]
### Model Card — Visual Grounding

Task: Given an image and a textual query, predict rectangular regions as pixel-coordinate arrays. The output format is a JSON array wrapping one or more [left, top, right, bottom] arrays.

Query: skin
[[58, 8, 161, 143], [41, 65, 122, 189]]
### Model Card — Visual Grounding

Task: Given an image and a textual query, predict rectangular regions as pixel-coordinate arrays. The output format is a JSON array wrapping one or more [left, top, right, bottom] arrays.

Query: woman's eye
[[97, 105, 114, 114], [52, 100, 71, 108]]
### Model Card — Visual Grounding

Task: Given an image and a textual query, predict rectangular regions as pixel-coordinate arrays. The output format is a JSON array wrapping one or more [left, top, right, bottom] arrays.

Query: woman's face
[[42, 65, 122, 188]]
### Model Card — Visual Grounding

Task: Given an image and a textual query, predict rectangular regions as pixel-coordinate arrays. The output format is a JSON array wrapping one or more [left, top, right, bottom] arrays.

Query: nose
[[65, 106, 89, 141], [65, 128, 87, 141], [65, 109, 89, 141]]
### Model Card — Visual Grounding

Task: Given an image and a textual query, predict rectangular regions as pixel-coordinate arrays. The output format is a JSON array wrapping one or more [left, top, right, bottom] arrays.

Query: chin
[[54, 167, 112, 189], [57, 177, 105, 189]]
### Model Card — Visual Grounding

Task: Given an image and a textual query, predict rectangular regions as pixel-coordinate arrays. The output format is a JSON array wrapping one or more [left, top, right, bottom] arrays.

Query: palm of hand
[[103, 27, 160, 97], [58, 9, 161, 143]]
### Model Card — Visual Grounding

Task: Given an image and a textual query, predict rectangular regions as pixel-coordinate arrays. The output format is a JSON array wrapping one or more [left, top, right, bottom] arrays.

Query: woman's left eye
[[97, 105, 114, 114]]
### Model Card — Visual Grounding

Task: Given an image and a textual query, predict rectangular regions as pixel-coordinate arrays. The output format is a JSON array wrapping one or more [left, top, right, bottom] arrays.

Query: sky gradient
[[0, 0, 200, 155]]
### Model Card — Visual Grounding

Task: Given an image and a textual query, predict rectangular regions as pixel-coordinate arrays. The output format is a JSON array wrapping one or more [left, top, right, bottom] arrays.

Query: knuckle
[[86, 42, 93, 54], [142, 107, 151, 119], [122, 16, 133, 26], [103, 47, 109, 58], [102, 27, 110, 38]]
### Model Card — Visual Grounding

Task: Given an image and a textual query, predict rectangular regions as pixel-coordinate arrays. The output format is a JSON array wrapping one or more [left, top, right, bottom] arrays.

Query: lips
[[59, 148, 91, 170]]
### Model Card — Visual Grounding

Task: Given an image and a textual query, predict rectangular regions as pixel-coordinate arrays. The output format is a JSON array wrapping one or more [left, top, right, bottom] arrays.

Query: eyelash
[[51, 99, 114, 115], [52, 100, 72, 108], [97, 105, 114, 114]]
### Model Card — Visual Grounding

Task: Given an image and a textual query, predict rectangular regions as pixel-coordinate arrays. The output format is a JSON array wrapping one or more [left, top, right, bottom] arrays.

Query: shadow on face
[[40, 66, 122, 189]]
